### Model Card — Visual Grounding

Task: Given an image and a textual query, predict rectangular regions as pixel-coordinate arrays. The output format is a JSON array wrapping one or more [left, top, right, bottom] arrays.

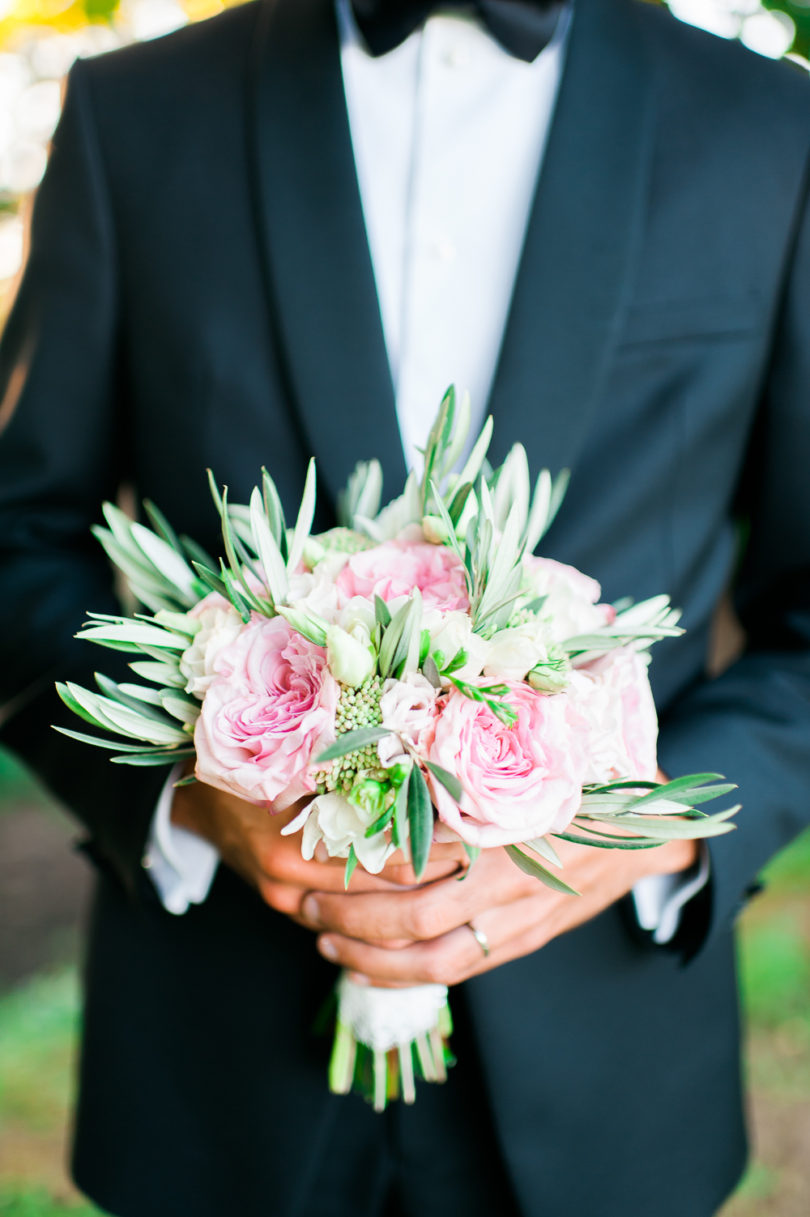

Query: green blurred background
[[1, 1, 809, 1214]]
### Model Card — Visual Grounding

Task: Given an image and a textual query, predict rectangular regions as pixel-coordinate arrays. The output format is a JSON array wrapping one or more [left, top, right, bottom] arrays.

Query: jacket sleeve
[[656, 162, 810, 958], [0, 59, 166, 899]]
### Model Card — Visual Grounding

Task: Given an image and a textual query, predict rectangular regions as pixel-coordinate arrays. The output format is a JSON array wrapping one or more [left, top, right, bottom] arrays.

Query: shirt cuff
[[142, 764, 220, 915], [631, 844, 710, 945]]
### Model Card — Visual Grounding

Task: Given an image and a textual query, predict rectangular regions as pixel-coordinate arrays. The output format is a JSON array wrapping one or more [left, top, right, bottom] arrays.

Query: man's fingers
[[303, 861, 538, 944], [316, 893, 554, 986]]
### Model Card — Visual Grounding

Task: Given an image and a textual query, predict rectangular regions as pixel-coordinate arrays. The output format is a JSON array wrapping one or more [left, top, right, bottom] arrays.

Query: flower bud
[[421, 514, 452, 545], [326, 624, 376, 687]]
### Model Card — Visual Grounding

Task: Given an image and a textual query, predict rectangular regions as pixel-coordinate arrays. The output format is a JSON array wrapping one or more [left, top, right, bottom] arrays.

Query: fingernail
[[319, 936, 338, 960], [347, 972, 370, 986], [302, 894, 320, 925]]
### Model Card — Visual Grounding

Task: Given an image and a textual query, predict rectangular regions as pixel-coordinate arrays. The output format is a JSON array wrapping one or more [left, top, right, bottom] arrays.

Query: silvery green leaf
[[505, 845, 580, 895], [424, 761, 462, 804], [422, 655, 442, 689], [79, 621, 190, 652], [426, 480, 470, 583], [339, 459, 383, 527], [316, 726, 391, 763], [475, 501, 524, 623], [369, 472, 421, 539], [553, 829, 660, 850], [455, 415, 493, 490], [61, 681, 188, 744], [143, 499, 183, 555], [629, 771, 729, 807], [225, 501, 254, 550], [492, 444, 530, 533], [128, 661, 187, 689], [151, 610, 197, 636], [522, 835, 562, 868], [130, 523, 197, 602], [111, 747, 195, 766], [421, 386, 455, 510], [192, 562, 228, 599], [260, 468, 286, 551], [249, 485, 289, 604], [93, 526, 163, 589], [443, 389, 471, 473], [52, 725, 174, 753], [160, 695, 201, 726], [584, 807, 739, 839], [287, 458, 317, 574], [97, 677, 163, 710], [218, 489, 266, 611], [408, 764, 433, 880], [525, 468, 551, 554]]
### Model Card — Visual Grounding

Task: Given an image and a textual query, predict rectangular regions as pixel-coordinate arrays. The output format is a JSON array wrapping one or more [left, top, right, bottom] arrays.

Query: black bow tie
[[351, 0, 569, 63]]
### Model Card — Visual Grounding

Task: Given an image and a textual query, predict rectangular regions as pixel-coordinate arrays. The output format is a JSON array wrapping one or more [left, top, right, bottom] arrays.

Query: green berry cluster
[[314, 676, 386, 794], [319, 527, 373, 556]]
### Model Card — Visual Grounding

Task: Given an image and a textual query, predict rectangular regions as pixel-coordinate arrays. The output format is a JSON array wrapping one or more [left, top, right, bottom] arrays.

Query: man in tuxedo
[[1, 1, 809, 1214]]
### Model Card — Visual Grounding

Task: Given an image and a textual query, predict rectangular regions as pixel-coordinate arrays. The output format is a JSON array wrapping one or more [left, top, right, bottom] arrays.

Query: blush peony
[[426, 683, 586, 846], [524, 555, 615, 643], [194, 615, 338, 808], [567, 647, 658, 784], [335, 539, 469, 612]]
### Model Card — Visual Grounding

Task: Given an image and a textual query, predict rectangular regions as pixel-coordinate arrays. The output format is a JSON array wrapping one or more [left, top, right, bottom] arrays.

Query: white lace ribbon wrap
[[337, 973, 448, 1053]]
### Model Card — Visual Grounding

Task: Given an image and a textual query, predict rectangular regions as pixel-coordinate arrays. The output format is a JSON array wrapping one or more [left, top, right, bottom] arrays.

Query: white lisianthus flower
[[377, 674, 438, 767], [179, 599, 242, 697], [326, 624, 376, 687], [483, 620, 557, 682], [338, 596, 377, 638], [423, 609, 489, 681], [282, 792, 395, 873]]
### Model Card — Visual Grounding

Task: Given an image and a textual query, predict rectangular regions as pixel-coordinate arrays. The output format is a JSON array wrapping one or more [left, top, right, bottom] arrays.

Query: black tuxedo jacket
[[1, 1, 810, 1214]]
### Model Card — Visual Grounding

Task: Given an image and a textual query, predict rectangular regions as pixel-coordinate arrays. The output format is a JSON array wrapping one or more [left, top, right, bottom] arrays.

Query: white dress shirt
[[144, 0, 707, 942]]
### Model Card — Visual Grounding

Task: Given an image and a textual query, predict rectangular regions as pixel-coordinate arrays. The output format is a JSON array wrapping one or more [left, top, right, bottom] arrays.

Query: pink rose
[[523, 555, 615, 642], [568, 647, 658, 784], [194, 615, 338, 808], [335, 539, 469, 612], [427, 683, 586, 846]]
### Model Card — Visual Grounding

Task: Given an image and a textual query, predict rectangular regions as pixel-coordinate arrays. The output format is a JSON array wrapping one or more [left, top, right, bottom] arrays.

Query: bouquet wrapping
[[57, 389, 738, 1109]]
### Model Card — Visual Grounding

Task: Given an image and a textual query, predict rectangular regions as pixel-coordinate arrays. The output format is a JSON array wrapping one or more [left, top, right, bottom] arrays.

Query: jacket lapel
[[248, 0, 405, 509], [486, 0, 656, 480]]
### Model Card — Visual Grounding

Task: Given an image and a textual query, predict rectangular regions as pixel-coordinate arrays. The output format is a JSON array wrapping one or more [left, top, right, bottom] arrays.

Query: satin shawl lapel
[[248, 0, 404, 508], [486, 0, 656, 478]]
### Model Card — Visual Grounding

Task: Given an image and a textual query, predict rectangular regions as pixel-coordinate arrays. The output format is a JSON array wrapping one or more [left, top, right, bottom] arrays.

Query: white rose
[[179, 600, 242, 697], [283, 792, 395, 873]]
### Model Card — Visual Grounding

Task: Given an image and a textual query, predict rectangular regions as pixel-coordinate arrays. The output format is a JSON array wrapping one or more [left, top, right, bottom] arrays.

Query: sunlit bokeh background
[[1, 2, 809, 1215]]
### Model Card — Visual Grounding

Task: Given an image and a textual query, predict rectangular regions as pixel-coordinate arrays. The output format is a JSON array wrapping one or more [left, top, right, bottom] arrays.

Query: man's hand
[[298, 771, 700, 986], [170, 779, 466, 924]]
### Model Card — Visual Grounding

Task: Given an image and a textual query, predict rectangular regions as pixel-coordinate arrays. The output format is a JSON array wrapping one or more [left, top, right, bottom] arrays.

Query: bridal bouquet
[[56, 389, 738, 1110]]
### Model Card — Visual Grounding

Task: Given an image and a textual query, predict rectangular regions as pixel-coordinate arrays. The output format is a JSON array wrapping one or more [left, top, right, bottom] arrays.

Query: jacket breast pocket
[[617, 293, 766, 349]]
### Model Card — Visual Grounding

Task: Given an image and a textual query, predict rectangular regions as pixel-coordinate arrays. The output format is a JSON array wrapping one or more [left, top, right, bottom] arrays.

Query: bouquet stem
[[328, 974, 454, 1110]]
